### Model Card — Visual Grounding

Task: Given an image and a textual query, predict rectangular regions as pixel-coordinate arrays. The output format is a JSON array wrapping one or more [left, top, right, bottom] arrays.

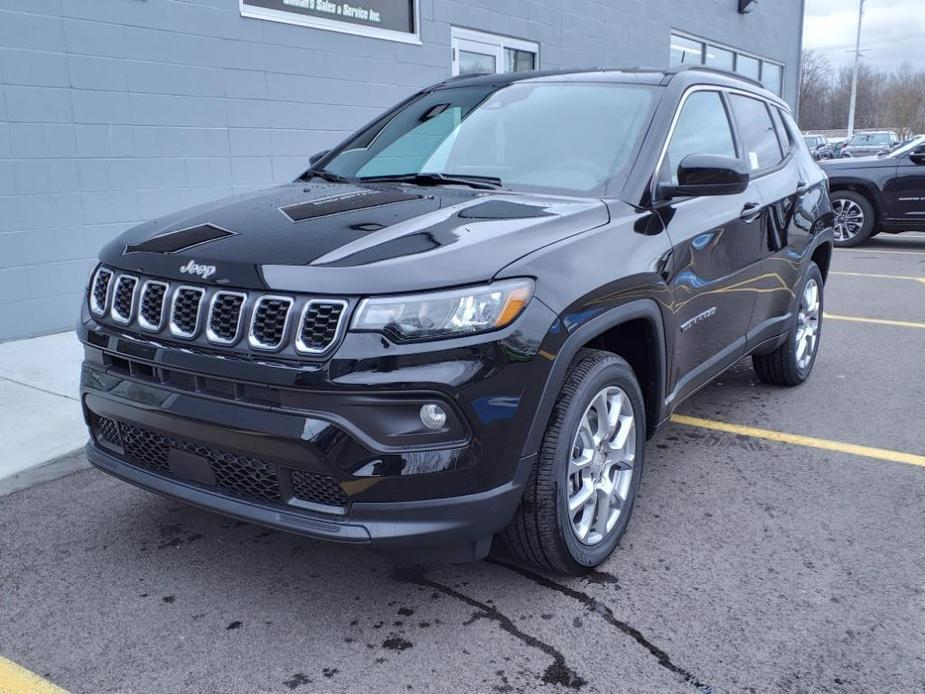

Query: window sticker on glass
[[748, 152, 759, 170]]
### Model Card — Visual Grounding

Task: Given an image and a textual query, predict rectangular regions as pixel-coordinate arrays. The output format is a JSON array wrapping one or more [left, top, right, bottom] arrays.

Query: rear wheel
[[502, 349, 645, 575], [753, 263, 824, 386], [831, 191, 875, 247]]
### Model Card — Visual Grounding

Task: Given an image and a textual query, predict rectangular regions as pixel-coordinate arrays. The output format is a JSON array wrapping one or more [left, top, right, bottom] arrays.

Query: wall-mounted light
[[738, 0, 758, 13]]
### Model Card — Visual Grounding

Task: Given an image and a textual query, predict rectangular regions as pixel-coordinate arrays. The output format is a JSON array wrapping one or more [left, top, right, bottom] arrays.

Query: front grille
[[119, 421, 170, 473], [249, 296, 293, 350], [207, 291, 246, 344], [170, 287, 204, 338], [87, 266, 349, 357], [290, 469, 349, 507], [92, 415, 347, 509], [91, 268, 113, 315], [110, 275, 138, 324], [95, 414, 122, 448], [296, 300, 347, 354], [138, 281, 168, 331]]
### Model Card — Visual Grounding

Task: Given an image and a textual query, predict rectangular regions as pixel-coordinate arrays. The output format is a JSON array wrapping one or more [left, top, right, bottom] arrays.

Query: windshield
[[321, 82, 659, 195], [849, 133, 891, 146], [888, 135, 925, 158], [803, 136, 820, 147]]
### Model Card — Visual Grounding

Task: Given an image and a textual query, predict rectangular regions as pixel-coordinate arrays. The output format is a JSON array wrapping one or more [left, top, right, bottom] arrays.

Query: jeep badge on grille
[[179, 260, 217, 280]]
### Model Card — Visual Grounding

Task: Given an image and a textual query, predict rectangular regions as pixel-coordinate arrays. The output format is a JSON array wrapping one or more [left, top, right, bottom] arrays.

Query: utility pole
[[846, 0, 866, 138]]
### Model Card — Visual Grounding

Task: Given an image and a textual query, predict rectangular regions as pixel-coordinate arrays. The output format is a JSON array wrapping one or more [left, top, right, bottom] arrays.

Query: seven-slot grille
[[88, 268, 348, 356], [90, 268, 113, 315], [170, 287, 204, 338], [138, 281, 168, 331], [110, 275, 138, 324], [249, 296, 293, 350], [296, 300, 347, 354], [207, 291, 246, 344]]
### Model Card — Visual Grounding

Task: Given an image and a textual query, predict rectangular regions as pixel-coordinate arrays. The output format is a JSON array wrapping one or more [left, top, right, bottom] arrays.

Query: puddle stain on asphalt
[[393, 567, 587, 690], [490, 559, 713, 693], [283, 673, 311, 690]]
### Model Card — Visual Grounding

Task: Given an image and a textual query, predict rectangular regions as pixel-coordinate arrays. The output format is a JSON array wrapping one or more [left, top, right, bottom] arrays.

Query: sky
[[803, 0, 925, 72]]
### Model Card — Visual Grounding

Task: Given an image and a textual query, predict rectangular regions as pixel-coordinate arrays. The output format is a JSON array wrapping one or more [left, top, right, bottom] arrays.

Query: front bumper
[[78, 296, 556, 555], [87, 443, 533, 559]]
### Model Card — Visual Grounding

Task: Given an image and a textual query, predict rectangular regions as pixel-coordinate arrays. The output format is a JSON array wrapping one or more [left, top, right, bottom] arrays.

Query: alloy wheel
[[567, 386, 636, 546], [832, 198, 865, 242], [795, 278, 821, 371]]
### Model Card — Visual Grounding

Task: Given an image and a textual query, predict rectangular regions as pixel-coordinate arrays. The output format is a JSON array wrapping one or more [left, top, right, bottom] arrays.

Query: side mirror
[[909, 145, 925, 165], [309, 150, 330, 166], [660, 154, 750, 199]]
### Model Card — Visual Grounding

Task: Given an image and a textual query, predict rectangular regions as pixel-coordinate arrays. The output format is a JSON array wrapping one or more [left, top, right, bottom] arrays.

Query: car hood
[[100, 182, 610, 294]]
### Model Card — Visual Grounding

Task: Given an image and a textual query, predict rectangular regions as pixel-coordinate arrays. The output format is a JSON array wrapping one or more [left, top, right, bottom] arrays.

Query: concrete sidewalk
[[0, 331, 88, 493]]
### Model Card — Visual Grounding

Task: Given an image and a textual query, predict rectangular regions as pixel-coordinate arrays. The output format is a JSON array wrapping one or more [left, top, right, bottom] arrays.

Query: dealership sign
[[240, 0, 419, 43]]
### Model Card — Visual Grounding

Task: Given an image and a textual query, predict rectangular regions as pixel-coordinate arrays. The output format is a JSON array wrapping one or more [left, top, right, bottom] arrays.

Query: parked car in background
[[803, 134, 834, 160], [840, 131, 901, 158], [77, 66, 834, 574], [827, 136, 848, 159], [821, 135, 925, 246]]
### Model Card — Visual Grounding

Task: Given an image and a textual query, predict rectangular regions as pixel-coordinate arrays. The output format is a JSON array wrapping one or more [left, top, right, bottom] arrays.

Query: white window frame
[[669, 30, 785, 96], [240, 0, 421, 45], [450, 27, 539, 76]]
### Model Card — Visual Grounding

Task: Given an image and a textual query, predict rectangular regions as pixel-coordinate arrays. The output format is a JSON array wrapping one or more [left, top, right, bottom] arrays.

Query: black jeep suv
[[79, 66, 834, 575], [821, 136, 925, 247]]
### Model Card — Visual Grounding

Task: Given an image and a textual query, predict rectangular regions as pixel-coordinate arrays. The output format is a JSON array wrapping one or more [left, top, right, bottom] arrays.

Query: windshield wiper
[[359, 172, 503, 190], [300, 168, 354, 184]]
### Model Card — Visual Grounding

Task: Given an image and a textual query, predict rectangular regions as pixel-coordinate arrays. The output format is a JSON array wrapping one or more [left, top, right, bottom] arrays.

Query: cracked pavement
[[2, 237, 925, 693]]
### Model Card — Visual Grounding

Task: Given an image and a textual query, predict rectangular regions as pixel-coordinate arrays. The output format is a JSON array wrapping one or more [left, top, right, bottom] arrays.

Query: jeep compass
[[79, 66, 834, 574]]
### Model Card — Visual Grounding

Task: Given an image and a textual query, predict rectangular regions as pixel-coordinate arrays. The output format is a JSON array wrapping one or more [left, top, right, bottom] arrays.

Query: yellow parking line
[[670, 415, 925, 468], [0, 657, 68, 694], [824, 313, 925, 329], [835, 248, 925, 256], [831, 271, 925, 285]]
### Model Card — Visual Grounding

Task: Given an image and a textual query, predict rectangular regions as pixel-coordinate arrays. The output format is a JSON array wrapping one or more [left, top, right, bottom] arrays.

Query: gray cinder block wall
[[0, 0, 803, 341]]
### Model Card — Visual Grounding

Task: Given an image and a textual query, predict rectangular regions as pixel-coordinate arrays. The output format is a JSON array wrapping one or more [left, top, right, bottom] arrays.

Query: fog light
[[420, 403, 447, 430]]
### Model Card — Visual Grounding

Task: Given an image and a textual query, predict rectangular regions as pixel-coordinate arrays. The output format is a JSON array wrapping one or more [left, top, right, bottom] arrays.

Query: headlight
[[352, 279, 534, 341]]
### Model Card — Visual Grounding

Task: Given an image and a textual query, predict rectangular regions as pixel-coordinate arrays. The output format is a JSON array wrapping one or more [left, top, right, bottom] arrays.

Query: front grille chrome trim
[[294, 299, 349, 355], [168, 285, 205, 339], [90, 266, 113, 316], [110, 274, 139, 325], [137, 280, 170, 332], [205, 290, 248, 346], [248, 295, 294, 352]]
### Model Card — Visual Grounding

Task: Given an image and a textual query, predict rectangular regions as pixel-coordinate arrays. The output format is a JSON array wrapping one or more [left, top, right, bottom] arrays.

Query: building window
[[670, 35, 704, 66], [240, 1, 420, 45], [706, 45, 734, 71], [668, 32, 784, 97], [736, 54, 760, 81], [451, 28, 538, 77]]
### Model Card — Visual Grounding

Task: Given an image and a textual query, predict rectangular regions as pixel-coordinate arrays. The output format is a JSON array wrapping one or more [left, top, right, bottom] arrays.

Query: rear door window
[[729, 94, 784, 173]]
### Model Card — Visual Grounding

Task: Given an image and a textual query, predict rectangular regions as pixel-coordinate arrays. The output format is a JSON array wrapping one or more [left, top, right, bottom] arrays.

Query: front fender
[[521, 298, 667, 458]]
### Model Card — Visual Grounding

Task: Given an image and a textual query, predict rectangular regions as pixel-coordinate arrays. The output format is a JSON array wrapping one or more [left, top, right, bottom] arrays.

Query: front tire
[[752, 263, 824, 386], [831, 190, 875, 247], [502, 349, 645, 575]]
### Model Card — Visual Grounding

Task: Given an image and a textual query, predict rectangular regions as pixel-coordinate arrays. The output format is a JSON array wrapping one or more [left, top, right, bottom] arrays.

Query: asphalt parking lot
[[2, 235, 925, 694]]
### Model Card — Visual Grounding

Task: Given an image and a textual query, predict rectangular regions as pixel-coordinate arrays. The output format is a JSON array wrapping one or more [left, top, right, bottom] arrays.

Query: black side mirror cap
[[309, 150, 330, 166], [910, 145, 925, 164], [659, 154, 750, 200]]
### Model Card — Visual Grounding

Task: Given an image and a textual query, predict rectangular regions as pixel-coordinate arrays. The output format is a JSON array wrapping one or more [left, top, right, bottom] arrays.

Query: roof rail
[[662, 64, 765, 90]]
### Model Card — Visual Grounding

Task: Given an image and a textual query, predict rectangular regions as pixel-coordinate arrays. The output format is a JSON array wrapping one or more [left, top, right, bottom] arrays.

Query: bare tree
[[883, 62, 925, 138], [798, 50, 833, 130]]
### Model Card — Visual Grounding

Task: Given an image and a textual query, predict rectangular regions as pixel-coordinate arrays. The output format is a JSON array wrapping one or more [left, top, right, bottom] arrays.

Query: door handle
[[740, 202, 763, 223]]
